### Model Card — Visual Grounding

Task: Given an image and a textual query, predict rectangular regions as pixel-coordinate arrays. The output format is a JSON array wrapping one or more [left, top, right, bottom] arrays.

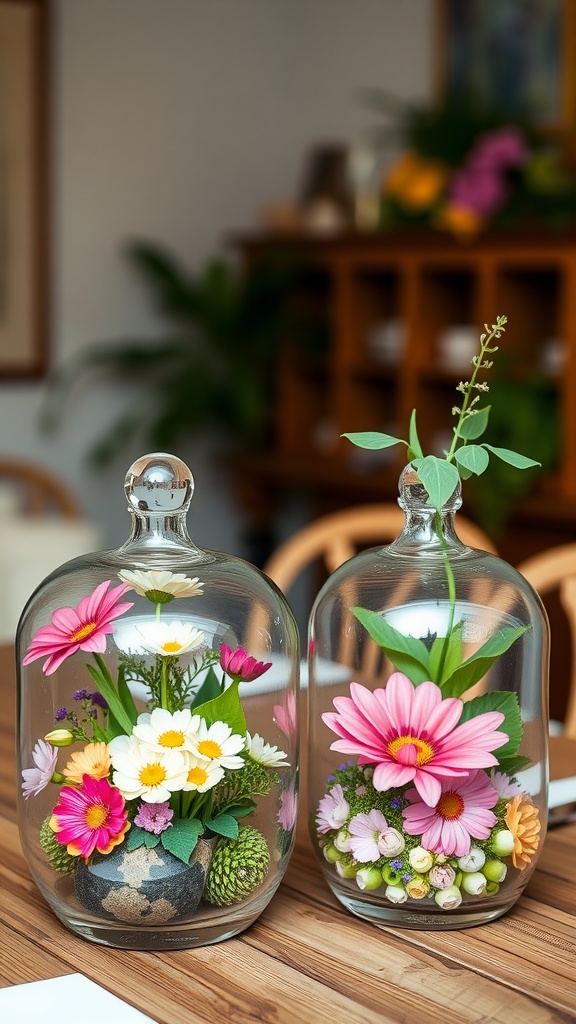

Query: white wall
[[0, 0, 433, 554]]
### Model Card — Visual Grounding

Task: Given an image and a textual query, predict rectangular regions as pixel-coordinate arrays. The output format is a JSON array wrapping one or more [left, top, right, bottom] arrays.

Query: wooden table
[[1, 646, 576, 1023]]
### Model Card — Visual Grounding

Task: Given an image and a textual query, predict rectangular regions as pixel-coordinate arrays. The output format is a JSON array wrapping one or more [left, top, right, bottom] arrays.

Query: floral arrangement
[[21, 569, 292, 914], [315, 316, 543, 910]]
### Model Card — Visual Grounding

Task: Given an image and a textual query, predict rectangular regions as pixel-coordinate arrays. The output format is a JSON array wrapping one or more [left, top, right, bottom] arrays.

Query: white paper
[[0, 974, 158, 1023], [548, 775, 576, 809]]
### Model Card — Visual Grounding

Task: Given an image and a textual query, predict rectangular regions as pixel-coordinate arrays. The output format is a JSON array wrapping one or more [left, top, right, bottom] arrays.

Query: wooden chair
[[517, 544, 576, 739], [0, 457, 81, 518], [263, 502, 497, 597]]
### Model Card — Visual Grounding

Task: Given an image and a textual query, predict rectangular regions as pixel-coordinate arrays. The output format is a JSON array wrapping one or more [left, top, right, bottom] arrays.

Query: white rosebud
[[492, 829, 515, 857], [435, 885, 462, 910], [385, 884, 408, 904], [377, 827, 405, 857], [429, 863, 456, 890], [333, 830, 352, 853], [458, 847, 486, 873], [483, 859, 507, 883], [408, 846, 434, 873], [461, 872, 487, 896], [44, 729, 75, 747], [356, 867, 382, 891]]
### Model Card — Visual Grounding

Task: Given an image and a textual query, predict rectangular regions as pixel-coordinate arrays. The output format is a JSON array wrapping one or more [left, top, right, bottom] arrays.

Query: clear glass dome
[[16, 453, 299, 949], [308, 465, 548, 929]]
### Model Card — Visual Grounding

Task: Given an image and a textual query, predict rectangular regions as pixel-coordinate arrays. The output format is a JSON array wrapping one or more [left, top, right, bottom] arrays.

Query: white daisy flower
[[190, 720, 245, 770], [136, 620, 205, 658], [246, 732, 290, 767], [118, 569, 204, 601], [108, 734, 188, 803], [132, 707, 201, 754], [182, 754, 224, 793]]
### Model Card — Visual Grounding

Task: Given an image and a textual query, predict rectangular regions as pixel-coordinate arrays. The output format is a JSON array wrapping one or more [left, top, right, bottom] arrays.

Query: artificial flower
[[44, 729, 75, 747], [489, 769, 524, 798], [316, 784, 350, 833], [355, 866, 383, 891], [246, 732, 289, 767], [108, 734, 189, 803], [504, 794, 541, 870], [403, 770, 499, 858], [181, 755, 224, 792], [348, 808, 389, 862], [377, 827, 405, 858], [461, 872, 487, 896], [483, 859, 507, 883], [21, 739, 58, 799], [273, 691, 297, 738], [323, 672, 507, 807], [385, 884, 408, 904], [457, 847, 486, 872], [404, 876, 430, 899], [434, 885, 462, 910], [63, 742, 111, 785], [278, 785, 298, 832], [134, 800, 174, 834], [118, 569, 203, 602], [135, 620, 205, 658], [190, 720, 245, 769], [428, 863, 456, 890], [333, 829, 352, 853], [132, 708, 201, 754], [219, 644, 272, 682], [408, 846, 434, 873], [23, 581, 133, 675], [50, 775, 129, 858]]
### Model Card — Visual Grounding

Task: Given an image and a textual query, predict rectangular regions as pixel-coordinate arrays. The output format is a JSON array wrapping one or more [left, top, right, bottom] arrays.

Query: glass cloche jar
[[308, 464, 548, 930], [16, 453, 299, 950]]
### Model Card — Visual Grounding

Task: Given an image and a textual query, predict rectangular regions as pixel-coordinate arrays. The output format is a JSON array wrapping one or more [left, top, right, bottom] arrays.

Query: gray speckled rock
[[75, 838, 213, 925]]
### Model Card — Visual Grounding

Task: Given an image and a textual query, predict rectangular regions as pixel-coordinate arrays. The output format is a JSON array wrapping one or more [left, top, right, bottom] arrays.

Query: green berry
[[39, 816, 77, 875], [204, 826, 270, 906]]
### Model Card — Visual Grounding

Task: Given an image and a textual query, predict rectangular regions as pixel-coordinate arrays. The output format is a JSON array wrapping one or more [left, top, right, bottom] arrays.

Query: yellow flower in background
[[63, 741, 111, 785], [504, 794, 541, 870], [434, 202, 485, 240], [384, 151, 447, 211]]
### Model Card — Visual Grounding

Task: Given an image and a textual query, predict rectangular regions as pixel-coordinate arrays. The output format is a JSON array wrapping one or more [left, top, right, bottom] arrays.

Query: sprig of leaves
[[343, 316, 540, 511]]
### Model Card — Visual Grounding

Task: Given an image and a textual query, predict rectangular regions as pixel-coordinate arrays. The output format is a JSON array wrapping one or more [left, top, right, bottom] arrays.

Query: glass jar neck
[[119, 510, 209, 563], [394, 506, 463, 552]]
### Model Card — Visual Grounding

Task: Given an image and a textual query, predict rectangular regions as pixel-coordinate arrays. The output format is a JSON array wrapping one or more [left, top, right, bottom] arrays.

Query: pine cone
[[204, 826, 270, 906], [39, 815, 78, 875]]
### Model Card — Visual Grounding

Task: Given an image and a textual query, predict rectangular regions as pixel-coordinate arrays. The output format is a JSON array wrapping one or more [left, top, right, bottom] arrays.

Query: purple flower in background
[[55, 708, 68, 722], [21, 739, 58, 799], [449, 168, 509, 216], [90, 691, 108, 710], [73, 689, 90, 701], [469, 127, 527, 170]]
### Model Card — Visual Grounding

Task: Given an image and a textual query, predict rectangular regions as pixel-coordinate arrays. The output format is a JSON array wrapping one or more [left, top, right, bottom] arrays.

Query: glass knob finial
[[124, 452, 194, 514]]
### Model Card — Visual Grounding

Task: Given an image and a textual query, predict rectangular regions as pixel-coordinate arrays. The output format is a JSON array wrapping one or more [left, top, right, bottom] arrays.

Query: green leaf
[[457, 406, 490, 440], [341, 431, 406, 451], [484, 444, 541, 470], [85, 662, 134, 736], [497, 753, 532, 776], [458, 690, 523, 760], [194, 677, 247, 736], [117, 665, 139, 727], [143, 831, 161, 849], [190, 665, 222, 710], [204, 812, 240, 839], [427, 622, 463, 686], [126, 825, 147, 851], [228, 801, 257, 819], [441, 625, 530, 698], [161, 817, 204, 863], [408, 409, 424, 460], [454, 445, 490, 476], [352, 606, 431, 682], [414, 456, 460, 511]]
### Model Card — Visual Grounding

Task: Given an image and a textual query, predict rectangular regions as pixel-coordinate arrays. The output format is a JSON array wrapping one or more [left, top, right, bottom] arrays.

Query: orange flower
[[504, 794, 541, 870], [63, 742, 111, 785], [435, 202, 484, 239], [384, 152, 447, 211]]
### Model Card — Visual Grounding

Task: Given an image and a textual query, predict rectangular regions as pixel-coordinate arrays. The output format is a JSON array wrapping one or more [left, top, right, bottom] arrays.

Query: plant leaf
[[204, 813, 240, 839], [483, 444, 541, 469], [341, 431, 406, 451], [441, 625, 530, 698], [143, 831, 161, 849], [457, 406, 490, 440], [497, 753, 532, 776], [454, 445, 490, 475], [408, 409, 424, 459], [126, 825, 147, 851], [161, 817, 204, 863], [427, 621, 463, 686], [352, 606, 431, 682], [190, 665, 222, 709], [458, 690, 523, 760], [413, 455, 460, 511], [117, 665, 139, 727], [85, 663, 134, 736], [227, 801, 257, 820], [194, 677, 247, 736]]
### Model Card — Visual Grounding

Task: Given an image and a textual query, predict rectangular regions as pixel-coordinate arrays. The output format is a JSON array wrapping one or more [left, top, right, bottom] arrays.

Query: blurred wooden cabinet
[[234, 230, 576, 557]]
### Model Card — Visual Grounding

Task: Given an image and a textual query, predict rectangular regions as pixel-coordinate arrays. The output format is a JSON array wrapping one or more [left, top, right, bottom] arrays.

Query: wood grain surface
[[1, 645, 575, 1023]]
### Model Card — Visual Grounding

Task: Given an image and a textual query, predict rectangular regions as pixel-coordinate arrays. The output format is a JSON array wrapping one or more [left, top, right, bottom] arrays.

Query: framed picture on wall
[[437, 0, 576, 136], [0, 0, 48, 377]]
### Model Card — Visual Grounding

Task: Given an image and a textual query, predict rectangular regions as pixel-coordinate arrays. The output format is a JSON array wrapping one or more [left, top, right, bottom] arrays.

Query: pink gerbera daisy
[[23, 581, 133, 675], [402, 770, 499, 858], [322, 672, 507, 807], [50, 774, 130, 859], [219, 644, 272, 682]]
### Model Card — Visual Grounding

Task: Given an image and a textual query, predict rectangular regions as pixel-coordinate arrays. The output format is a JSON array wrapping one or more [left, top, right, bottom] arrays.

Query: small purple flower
[[73, 689, 90, 701], [402, 872, 413, 883], [391, 858, 403, 870], [134, 800, 174, 835], [390, 797, 403, 810], [55, 708, 68, 722], [90, 691, 108, 710]]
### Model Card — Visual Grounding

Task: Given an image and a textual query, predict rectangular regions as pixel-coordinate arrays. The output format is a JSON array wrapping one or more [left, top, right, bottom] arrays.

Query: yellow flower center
[[187, 766, 209, 786], [436, 791, 464, 820], [387, 734, 434, 766], [85, 803, 108, 829], [140, 763, 166, 787], [197, 739, 222, 759], [69, 621, 97, 643], [161, 641, 183, 654], [158, 730, 185, 748]]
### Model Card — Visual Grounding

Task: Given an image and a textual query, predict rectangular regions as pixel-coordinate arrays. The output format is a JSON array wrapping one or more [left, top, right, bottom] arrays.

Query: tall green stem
[[434, 510, 456, 684]]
